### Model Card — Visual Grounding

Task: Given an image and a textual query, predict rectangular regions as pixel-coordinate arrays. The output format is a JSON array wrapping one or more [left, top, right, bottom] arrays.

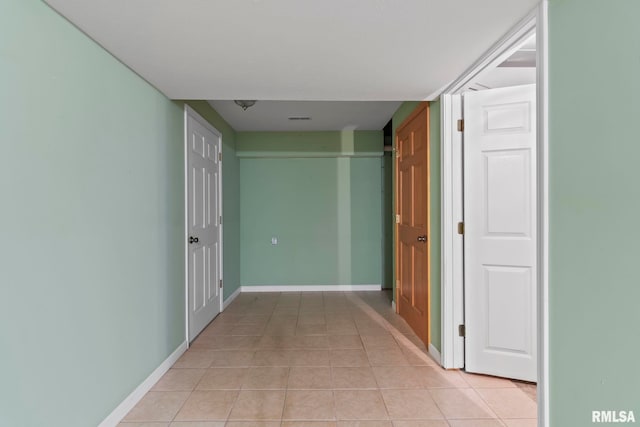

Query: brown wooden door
[[396, 102, 430, 346]]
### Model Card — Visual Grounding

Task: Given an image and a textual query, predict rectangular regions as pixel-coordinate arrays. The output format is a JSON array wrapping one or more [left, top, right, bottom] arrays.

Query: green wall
[[548, 0, 640, 424], [391, 101, 442, 351], [238, 132, 383, 287], [382, 152, 394, 289], [0, 1, 185, 426], [181, 101, 241, 300], [237, 131, 384, 157]]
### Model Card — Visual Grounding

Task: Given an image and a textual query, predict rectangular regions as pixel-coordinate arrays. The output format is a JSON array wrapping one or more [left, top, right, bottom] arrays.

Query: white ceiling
[[43, 0, 539, 102], [209, 101, 401, 131]]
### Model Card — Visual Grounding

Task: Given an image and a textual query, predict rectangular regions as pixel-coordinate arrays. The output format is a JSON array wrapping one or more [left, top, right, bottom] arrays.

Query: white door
[[463, 84, 537, 382], [186, 111, 222, 342]]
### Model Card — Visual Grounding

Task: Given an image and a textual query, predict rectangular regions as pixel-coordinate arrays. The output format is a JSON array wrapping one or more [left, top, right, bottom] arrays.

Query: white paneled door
[[186, 110, 222, 342], [463, 85, 537, 382]]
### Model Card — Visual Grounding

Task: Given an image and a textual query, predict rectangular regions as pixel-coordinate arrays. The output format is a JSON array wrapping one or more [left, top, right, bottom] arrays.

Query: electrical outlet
[[271, 237, 278, 245]]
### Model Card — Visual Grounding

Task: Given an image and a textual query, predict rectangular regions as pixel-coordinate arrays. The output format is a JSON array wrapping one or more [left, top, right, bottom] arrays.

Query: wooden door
[[396, 102, 430, 346], [464, 85, 537, 381], [187, 110, 222, 342]]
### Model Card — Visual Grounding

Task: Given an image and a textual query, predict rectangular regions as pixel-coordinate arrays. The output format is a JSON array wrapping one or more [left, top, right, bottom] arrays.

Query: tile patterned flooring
[[120, 291, 537, 427]]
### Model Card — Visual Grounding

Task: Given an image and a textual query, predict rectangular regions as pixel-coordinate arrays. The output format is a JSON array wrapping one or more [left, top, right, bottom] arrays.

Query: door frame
[[183, 104, 224, 344], [440, 6, 537, 370], [438, 2, 548, 425]]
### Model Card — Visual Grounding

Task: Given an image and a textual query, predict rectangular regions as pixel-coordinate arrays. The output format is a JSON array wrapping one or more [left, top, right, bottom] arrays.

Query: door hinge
[[219, 279, 223, 289], [395, 214, 400, 224], [220, 215, 222, 224], [218, 152, 222, 162], [457, 222, 464, 235], [458, 324, 466, 337], [457, 119, 465, 132]]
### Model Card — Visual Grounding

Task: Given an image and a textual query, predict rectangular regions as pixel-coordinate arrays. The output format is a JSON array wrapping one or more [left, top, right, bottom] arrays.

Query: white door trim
[[438, 3, 548, 425], [438, 9, 537, 97], [536, 2, 550, 425], [184, 104, 224, 344], [440, 93, 465, 370]]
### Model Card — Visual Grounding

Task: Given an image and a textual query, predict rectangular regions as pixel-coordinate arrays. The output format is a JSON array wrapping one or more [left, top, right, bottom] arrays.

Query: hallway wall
[[238, 131, 383, 288], [548, 0, 640, 423], [0, 1, 187, 426], [382, 151, 394, 289]]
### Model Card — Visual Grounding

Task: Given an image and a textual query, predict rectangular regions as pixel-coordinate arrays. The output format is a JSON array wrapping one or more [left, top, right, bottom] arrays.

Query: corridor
[[120, 291, 536, 426]]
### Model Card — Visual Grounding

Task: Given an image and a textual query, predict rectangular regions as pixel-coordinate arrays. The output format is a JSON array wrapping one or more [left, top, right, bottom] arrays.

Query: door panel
[[187, 114, 222, 342], [193, 245, 206, 311], [192, 166, 205, 228], [485, 150, 531, 236], [396, 103, 430, 346], [484, 265, 532, 354], [464, 84, 537, 382]]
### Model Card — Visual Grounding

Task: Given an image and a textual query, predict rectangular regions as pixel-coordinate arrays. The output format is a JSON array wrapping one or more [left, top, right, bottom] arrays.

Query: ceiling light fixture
[[234, 100, 256, 111]]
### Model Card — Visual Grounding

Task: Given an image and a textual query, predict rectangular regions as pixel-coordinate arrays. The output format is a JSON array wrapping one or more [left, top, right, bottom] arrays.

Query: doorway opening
[[463, 34, 538, 383], [439, 4, 548, 425]]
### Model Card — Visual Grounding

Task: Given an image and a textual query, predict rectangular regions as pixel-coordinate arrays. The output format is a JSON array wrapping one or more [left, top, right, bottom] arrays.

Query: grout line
[[141, 292, 535, 425], [167, 388, 193, 424]]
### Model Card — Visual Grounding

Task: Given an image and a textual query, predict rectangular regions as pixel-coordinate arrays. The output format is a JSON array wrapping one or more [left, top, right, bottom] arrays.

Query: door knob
[[189, 236, 199, 244], [417, 235, 427, 242]]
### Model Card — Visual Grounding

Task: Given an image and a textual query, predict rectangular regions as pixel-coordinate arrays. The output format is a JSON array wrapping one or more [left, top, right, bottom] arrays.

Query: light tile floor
[[120, 291, 537, 427]]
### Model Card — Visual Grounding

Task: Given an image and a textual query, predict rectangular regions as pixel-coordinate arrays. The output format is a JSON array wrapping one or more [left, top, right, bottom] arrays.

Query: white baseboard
[[391, 301, 396, 311], [98, 341, 188, 427], [429, 343, 442, 366], [223, 286, 241, 310], [240, 284, 382, 292]]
